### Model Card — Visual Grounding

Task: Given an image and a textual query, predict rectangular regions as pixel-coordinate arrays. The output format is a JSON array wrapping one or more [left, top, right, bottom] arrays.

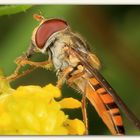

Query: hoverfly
[[7, 14, 140, 135]]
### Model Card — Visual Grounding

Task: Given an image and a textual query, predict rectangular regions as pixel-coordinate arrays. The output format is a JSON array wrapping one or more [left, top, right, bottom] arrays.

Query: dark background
[[0, 5, 140, 135]]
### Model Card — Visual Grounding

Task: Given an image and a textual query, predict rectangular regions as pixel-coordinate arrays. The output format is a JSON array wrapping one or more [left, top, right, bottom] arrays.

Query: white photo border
[[0, 0, 140, 4]]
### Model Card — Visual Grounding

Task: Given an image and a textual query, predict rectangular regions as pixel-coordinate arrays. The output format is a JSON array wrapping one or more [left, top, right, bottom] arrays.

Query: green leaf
[[0, 5, 32, 16]]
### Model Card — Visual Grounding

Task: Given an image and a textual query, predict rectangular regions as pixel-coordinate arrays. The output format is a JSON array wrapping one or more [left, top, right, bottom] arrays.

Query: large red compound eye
[[35, 19, 68, 49]]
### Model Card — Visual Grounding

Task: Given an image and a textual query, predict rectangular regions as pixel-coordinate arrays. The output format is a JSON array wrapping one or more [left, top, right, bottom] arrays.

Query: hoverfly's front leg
[[7, 54, 52, 82], [6, 64, 23, 81], [6, 65, 37, 82], [15, 55, 52, 69], [6, 55, 28, 81], [16, 59, 52, 70]]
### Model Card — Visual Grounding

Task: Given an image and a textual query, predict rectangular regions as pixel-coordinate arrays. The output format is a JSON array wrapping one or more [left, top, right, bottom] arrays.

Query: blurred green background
[[0, 5, 140, 135]]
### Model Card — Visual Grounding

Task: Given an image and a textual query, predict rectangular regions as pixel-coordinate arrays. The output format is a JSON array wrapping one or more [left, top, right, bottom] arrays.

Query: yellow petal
[[0, 112, 12, 127], [64, 119, 85, 135], [34, 102, 48, 120], [59, 97, 81, 109], [17, 129, 38, 135], [20, 110, 40, 132], [50, 126, 68, 135], [55, 111, 67, 127], [43, 84, 61, 98], [14, 85, 43, 95]]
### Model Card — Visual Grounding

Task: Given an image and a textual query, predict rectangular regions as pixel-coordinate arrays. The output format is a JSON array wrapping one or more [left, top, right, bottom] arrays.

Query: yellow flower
[[0, 75, 85, 135]]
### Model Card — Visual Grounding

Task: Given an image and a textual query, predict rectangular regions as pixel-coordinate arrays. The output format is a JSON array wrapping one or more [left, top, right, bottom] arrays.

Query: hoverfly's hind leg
[[57, 63, 89, 134], [66, 68, 89, 135], [81, 91, 89, 135]]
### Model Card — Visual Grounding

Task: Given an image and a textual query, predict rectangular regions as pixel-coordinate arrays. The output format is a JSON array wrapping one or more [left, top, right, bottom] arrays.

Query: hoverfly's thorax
[[49, 33, 75, 71]]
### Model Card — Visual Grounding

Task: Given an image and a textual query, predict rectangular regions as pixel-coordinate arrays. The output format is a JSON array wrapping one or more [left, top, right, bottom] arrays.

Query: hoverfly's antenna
[[33, 14, 45, 22]]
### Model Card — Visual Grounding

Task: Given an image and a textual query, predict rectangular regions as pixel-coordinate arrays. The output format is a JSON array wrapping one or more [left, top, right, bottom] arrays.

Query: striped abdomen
[[85, 77, 125, 135]]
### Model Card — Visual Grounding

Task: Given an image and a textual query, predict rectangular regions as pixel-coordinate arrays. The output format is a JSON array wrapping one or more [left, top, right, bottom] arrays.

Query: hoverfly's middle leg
[[56, 66, 73, 89]]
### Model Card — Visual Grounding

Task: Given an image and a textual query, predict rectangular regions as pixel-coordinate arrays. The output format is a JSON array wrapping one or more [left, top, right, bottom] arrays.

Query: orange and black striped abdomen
[[86, 77, 125, 135]]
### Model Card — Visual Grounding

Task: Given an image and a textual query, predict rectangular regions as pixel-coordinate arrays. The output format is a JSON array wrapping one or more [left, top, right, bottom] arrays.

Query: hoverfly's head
[[28, 14, 68, 56]]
